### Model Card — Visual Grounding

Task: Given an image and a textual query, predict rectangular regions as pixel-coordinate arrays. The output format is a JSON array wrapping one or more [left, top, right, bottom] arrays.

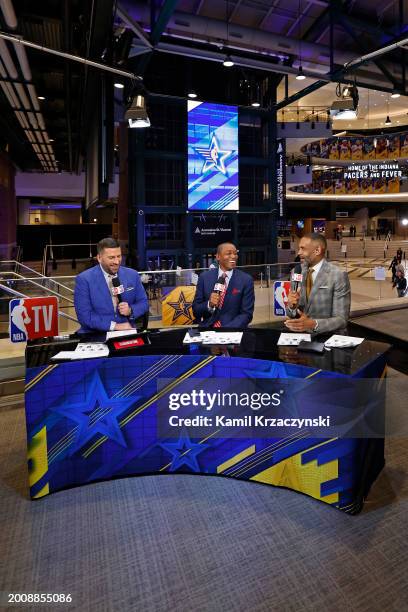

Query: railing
[[0, 283, 78, 324], [1, 259, 406, 338], [42, 243, 97, 277]]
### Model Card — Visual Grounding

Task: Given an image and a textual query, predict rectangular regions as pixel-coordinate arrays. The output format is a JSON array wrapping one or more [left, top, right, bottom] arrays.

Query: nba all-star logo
[[195, 134, 231, 175]]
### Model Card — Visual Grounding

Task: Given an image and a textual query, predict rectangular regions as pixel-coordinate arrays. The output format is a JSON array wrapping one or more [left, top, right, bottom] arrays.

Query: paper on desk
[[277, 333, 311, 346], [106, 329, 139, 340], [51, 351, 77, 360], [200, 331, 243, 345], [183, 332, 203, 344], [73, 343, 110, 358], [324, 335, 364, 348]]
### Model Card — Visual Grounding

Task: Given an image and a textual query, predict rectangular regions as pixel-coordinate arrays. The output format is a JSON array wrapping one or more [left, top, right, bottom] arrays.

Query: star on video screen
[[188, 101, 239, 211]]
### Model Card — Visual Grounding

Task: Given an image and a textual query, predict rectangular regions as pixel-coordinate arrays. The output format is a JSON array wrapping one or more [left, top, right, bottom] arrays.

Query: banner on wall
[[276, 139, 286, 217], [188, 101, 239, 211]]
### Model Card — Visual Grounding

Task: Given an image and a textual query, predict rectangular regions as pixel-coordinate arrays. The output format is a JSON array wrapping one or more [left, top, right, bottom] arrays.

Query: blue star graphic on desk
[[158, 429, 208, 472], [49, 371, 140, 456], [195, 134, 231, 175]]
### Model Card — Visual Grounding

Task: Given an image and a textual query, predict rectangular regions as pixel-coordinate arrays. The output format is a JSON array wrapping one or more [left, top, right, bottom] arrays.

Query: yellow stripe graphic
[[26, 364, 59, 392], [217, 445, 256, 474], [27, 425, 49, 498]]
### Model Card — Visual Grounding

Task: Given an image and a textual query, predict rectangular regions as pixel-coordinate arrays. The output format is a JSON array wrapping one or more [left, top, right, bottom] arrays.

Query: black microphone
[[111, 276, 124, 303], [213, 275, 226, 295], [211, 275, 226, 310], [291, 263, 303, 293]]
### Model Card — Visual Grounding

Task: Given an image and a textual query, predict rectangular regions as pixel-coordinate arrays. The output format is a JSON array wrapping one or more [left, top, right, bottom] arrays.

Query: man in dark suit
[[192, 243, 255, 328], [74, 237, 148, 333], [285, 233, 351, 334]]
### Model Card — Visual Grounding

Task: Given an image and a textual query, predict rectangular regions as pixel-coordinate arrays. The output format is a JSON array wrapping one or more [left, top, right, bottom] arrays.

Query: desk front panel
[[25, 351, 386, 513]]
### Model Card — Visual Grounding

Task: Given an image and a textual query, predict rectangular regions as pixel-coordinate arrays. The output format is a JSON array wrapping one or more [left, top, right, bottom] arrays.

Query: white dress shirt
[[100, 264, 118, 330], [208, 268, 234, 311], [308, 258, 324, 285]]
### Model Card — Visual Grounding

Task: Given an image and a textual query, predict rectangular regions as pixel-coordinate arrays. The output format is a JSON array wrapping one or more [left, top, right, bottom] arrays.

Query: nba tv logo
[[9, 297, 59, 343]]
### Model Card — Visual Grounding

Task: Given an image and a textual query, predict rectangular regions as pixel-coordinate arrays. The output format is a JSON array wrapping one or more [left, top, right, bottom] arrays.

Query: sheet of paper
[[183, 332, 203, 344], [277, 333, 311, 346], [324, 335, 364, 348], [73, 343, 110, 358], [106, 329, 139, 340], [200, 331, 243, 345], [51, 351, 77, 360]]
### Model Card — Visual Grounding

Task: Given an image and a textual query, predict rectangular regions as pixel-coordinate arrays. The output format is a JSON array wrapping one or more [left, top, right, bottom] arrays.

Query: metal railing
[[0, 283, 78, 323], [42, 243, 97, 276]]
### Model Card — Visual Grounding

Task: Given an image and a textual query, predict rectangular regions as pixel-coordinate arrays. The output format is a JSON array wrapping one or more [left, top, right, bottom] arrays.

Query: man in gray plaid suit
[[284, 233, 351, 334]]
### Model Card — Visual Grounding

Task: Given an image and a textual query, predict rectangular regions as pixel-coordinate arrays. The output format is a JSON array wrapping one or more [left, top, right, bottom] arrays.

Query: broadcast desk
[[25, 328, 389, 514]]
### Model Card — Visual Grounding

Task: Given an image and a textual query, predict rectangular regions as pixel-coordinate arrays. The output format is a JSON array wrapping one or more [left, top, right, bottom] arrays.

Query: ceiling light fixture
[[296, 65, 306, 80], [188, 91, 197, 98], [251, 101, 260, 107], [38, 95, 45, 100], [384, 115, 392, 125], [125, 93, 150, 128], [391, 90, 400, 99], [223, 54, 234, 67], [114, 82, 124, 89]]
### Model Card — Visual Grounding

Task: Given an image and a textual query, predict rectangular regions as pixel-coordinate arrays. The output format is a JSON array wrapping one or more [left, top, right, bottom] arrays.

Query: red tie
[[214, 273, 227, 328]]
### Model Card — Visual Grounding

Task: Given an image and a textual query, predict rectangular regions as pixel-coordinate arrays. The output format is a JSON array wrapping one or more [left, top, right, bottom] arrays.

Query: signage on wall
[[343, 162, 402, 180], [9, 297, 59, 343], [193, 214, 233, 246], [276, 139, 286, 217]]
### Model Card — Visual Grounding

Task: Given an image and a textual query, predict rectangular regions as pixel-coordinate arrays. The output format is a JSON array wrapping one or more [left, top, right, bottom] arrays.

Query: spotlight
[[401, 218, 408, 226], [251, 101, 260, 107], [391, 90, 401, 99], [330, 84, 359, 120], [38, 96, 46, 100], [296, 65, 306, 80], [223, 54, 234, 67], [384, 115, 392, 126], [125, 94, 150, 128], [188, 91, 197, 98], [114, 82, 125, 89]]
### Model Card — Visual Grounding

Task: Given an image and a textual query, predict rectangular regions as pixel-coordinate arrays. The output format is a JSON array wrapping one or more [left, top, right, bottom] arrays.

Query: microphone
[[111, 276, 125, 303], [291, 263, 303, 293], [290, 264, 303, 318], [213, 275, 226, 295], [211, 274, 226, 311]]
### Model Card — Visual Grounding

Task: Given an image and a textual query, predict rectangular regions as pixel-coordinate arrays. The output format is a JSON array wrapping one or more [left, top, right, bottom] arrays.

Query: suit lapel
[[305, 260, 328, 313]]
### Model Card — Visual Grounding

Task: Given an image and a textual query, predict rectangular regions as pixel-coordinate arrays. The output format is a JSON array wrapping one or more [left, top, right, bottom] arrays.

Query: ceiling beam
[[150, 0, 179, 46], [116, 4, 153, 49]]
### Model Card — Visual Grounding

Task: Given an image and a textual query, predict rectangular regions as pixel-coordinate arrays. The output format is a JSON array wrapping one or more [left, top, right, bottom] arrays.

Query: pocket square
[[232, 288, 240, 295]]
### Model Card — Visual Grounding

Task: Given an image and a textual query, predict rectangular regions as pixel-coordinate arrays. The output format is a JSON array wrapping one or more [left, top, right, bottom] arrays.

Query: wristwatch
[[313, 320, 319, 332]]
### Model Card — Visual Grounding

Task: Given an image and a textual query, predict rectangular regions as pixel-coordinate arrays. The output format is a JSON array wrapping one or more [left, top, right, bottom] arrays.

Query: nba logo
[[273, 281, 291, 317], [9, 297, 59, 343]]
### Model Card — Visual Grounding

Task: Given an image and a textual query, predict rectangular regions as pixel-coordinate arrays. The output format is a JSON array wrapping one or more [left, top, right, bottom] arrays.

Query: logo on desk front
[[273, 281, 291, 317], [9, 297, 59, 343]]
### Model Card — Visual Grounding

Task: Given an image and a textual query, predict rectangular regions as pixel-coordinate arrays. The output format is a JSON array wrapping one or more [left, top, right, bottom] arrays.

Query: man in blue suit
[[74, 237, 148, 333], [192, 243, 254, 329]]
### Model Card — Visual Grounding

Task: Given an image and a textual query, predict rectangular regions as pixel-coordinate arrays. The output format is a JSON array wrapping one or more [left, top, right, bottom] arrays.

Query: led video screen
[[188, 101, 239, 211]]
